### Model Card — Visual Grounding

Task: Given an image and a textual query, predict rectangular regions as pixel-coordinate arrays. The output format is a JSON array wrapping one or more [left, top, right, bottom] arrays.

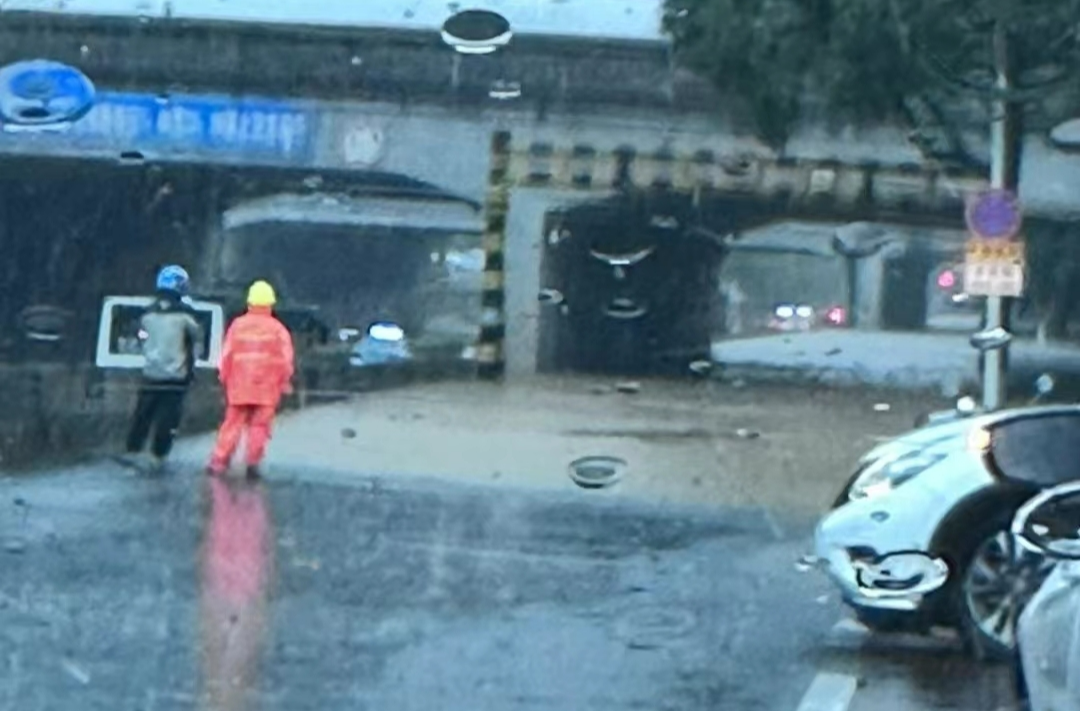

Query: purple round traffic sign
[[965, 189, 1022, 240]]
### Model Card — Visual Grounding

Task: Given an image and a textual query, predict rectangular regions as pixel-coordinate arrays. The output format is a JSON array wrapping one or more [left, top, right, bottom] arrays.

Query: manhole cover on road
[[614, 607, 698, 649], [568, 456, 627, 489]]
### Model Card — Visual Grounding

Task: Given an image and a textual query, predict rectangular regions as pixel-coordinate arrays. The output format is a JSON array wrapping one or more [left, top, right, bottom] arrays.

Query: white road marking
[[795, 672, 859, 711]]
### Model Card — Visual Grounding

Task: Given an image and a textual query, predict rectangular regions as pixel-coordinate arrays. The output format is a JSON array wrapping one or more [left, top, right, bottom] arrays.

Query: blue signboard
[[3, 90, 315, 164]]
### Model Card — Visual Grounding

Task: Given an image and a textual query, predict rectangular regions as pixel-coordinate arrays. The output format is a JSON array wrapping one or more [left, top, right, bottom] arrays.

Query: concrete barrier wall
[[0, 365, 226, 470]]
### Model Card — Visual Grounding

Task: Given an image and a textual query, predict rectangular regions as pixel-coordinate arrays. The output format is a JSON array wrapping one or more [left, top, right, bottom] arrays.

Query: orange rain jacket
[[218, 306, 295, 407]]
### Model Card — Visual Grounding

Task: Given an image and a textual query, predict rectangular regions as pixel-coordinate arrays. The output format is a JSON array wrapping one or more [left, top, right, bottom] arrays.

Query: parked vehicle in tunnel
[[767, 302, 848, 332], [719, 231, 851, 336], [349, 321, 413, 368], [811, 405, 1080, 660]]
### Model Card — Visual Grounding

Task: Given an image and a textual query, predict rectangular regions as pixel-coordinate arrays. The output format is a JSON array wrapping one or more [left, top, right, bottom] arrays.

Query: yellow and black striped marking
[[476, 130, 512, 380], [508, 142, 985, 215], [476, 135, 985, 379]]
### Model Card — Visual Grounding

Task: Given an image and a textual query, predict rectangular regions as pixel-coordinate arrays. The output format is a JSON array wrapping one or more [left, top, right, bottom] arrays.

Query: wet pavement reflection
[[0, 461, 1012, 711], [199, 477, 274, 711]]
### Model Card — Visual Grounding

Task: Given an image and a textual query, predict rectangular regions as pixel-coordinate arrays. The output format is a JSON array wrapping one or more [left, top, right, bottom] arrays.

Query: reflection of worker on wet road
[[208, 280, 295, 479], [121, 265, 203, 472], [199, 476, 274, 711]]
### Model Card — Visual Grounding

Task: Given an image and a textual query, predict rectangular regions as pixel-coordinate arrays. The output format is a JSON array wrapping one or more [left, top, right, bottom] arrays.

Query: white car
[[811, 404, 1080, 659]]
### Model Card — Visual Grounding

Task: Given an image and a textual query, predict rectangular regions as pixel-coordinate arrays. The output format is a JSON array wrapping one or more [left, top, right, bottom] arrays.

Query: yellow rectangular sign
[[963, 238, 1025, 296], [964, 238, 1024, 262]]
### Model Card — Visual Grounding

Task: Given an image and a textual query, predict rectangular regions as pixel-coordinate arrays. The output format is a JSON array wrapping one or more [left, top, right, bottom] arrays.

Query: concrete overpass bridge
[[0, 0, 1077, 463]]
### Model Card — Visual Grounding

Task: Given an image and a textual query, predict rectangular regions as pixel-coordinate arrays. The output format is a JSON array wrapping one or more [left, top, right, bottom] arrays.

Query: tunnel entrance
[[0, 152, 484, 467], [537, 190, 722, 376], [0, 154, 481, 360]]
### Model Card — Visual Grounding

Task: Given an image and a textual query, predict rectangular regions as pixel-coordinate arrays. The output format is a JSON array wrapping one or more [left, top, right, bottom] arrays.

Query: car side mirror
[[853, 551, 950, 600], [969, 326, 1012, 352], [1013, 482, 1080, 561]]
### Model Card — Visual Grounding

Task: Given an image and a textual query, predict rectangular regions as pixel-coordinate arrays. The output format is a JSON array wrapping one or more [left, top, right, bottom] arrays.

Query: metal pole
[[982, 20, 1013, 411]]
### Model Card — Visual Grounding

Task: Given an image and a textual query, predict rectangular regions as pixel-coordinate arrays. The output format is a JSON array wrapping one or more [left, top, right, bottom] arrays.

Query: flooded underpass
[[0, 376, 1021, 711], [1, 2, 1076, 710]]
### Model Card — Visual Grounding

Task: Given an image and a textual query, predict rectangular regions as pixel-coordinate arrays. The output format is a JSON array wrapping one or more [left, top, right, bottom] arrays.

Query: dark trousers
[[126, 381, 189, 458]]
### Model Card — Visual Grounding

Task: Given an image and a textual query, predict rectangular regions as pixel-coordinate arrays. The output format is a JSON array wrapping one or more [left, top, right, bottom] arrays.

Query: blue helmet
[[155, 264, 190, 295]]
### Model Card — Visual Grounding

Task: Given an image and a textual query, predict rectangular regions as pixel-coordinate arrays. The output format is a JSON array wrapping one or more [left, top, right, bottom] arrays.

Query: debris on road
[[872, 403, 891, 412], [340, 427, 357, 439], [734, 428, 761, 440], [615, 381, 642, 394], [688, 360, 713, 375], [4, 538, 26, 554], [568, 455, 627, 489]]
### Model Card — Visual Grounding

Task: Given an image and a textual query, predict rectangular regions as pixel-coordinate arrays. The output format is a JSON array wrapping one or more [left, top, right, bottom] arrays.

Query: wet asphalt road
[[0, 461, 1005, 711]]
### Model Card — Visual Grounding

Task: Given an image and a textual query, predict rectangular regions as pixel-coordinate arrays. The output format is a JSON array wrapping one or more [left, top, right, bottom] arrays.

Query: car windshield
[[3, 2, 1080, 711]]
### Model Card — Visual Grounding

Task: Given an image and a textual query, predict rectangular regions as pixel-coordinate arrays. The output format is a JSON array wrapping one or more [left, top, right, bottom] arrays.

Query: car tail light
[[825, 305, 847, 326], [937, 269, 957, 290]]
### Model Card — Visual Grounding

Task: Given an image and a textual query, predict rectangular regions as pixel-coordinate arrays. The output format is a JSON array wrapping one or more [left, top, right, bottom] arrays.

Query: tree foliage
[[663, 0, 1080, 155]]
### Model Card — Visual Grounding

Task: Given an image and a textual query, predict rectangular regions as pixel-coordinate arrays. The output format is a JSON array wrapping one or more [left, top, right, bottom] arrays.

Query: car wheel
[[950, 519, 1053, 661]]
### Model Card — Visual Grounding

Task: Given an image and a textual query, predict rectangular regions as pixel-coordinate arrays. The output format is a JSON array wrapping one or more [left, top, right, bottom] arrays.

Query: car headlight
[[848, 450, 946, 501]]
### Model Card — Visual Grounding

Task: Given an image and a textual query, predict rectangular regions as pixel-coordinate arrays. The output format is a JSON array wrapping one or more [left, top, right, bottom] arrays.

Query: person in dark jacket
[[120, 265, 204, 471]]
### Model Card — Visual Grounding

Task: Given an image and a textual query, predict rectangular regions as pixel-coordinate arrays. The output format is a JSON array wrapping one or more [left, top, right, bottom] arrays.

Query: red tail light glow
[[825, 306, 847, 326], [937, 270, 957, 290]]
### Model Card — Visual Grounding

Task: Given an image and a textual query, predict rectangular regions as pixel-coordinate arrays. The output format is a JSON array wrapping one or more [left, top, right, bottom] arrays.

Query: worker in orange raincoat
[[207, 280, 295, 479]]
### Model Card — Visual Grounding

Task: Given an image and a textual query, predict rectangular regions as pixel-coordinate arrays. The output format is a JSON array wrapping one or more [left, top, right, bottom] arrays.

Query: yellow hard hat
[[247, 280, 277, 307]]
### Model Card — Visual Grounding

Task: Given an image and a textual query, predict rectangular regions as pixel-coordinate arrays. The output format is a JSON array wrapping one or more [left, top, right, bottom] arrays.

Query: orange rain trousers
[[209, 404, 277, 470]]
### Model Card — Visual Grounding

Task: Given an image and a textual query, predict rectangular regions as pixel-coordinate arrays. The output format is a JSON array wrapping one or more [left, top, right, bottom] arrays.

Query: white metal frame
[[95, 295, 225, 369]]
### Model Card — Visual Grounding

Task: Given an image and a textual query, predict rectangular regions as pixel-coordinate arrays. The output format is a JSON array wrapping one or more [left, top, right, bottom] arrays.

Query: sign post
[[964, 188, 1024, 411]]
